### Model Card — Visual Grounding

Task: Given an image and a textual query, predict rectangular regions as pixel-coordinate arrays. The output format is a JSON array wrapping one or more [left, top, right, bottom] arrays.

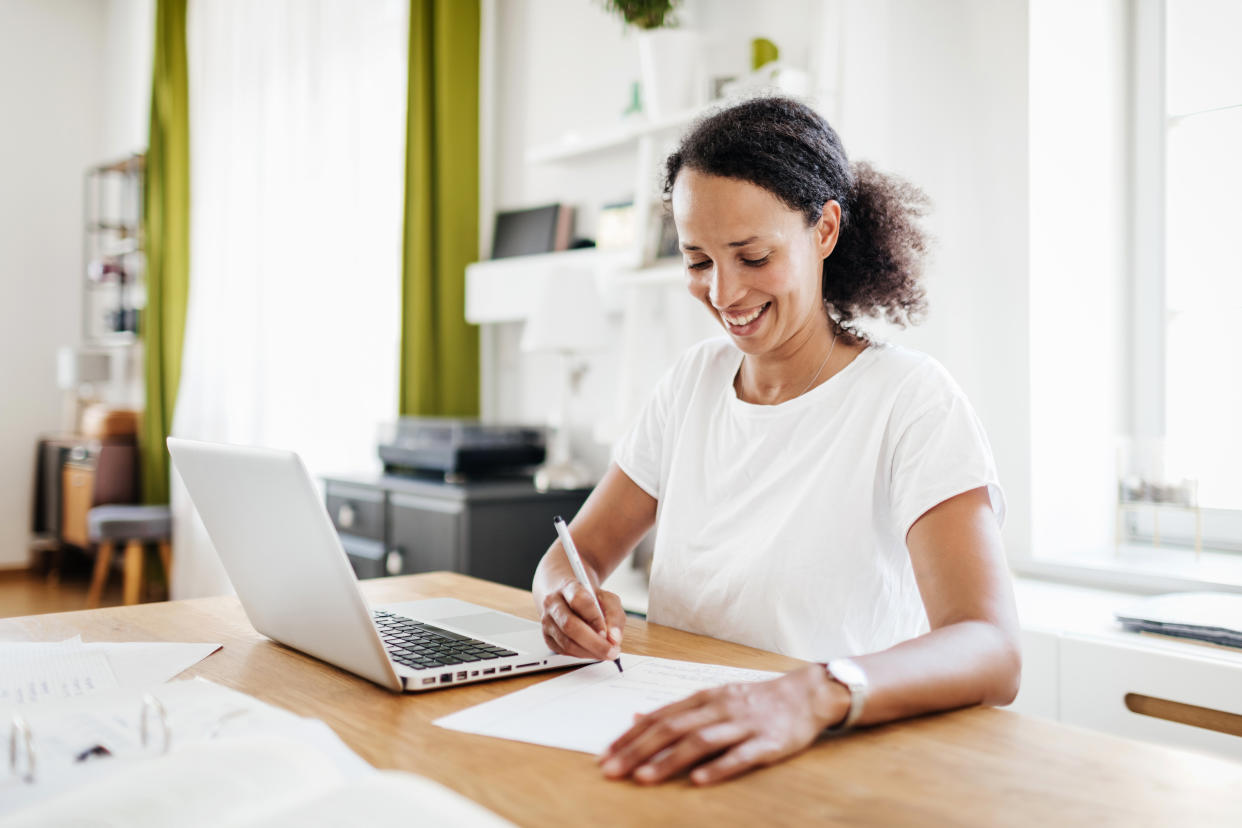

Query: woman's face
[[671, 169, 840, 359]]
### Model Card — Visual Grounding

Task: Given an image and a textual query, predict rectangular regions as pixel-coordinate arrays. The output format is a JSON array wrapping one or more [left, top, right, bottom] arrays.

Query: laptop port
[[515, 663, 538, 670], [499, 665, 512, 673], [482, 668, 495, 675], [456, 671, 467, 680], [470, 671, 479, 677], [440, 673, 452, 683], [422, 677, 436, 685]]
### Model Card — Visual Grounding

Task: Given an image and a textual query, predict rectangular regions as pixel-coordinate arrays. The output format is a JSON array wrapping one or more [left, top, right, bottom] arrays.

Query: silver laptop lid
[[167, 438, 402, 691]]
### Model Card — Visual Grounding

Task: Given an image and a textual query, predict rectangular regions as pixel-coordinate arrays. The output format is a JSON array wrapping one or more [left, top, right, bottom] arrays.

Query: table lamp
[[520, 269, 609, 491]]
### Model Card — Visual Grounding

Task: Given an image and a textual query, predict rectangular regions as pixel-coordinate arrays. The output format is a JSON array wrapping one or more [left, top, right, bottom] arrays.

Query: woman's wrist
[[795, 663, 853, 731]]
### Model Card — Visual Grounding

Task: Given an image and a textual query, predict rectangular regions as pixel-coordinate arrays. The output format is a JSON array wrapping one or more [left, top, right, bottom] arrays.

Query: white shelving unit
[[465, 248, 683, 324], [466, 102, 711, 327], [524, 105, 712, 165]]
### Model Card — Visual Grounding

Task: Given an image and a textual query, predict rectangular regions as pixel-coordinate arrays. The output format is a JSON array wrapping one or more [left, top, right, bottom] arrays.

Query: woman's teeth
[[722, 303, 769, 327]]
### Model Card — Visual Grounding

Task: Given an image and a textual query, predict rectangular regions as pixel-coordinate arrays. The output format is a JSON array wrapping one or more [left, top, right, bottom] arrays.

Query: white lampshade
[[520, 268, 609, 353]]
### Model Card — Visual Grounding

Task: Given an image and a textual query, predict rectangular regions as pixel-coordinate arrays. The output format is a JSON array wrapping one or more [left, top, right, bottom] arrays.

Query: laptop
[[167, 437, 593, 692]]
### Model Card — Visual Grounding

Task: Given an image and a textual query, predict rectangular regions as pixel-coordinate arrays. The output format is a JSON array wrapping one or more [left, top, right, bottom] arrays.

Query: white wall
[[484, 0, 1034, 558], [0, 0, 151, 569], [832, 0, 1032, 558]]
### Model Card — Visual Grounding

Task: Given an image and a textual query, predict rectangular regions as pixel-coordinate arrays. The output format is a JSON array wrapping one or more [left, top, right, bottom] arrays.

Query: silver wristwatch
[[823, 658, 869, 732]]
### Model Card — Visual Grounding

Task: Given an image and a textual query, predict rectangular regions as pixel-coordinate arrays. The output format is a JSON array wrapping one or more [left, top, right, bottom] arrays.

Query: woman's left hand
[[598, 664, 849, 786]]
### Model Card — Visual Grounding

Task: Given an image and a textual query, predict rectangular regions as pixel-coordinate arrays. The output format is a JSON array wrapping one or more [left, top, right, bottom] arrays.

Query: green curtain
[[400, 0, 481, 416], [141, 0, 190, 504]]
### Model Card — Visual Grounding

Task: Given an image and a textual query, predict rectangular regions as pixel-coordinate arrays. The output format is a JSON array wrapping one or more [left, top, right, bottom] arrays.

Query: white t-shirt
[[613, 336, 1004, 661]]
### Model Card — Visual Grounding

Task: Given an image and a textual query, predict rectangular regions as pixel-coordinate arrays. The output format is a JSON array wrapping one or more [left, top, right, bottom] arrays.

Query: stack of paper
[[1116, 592, 1242, 649]]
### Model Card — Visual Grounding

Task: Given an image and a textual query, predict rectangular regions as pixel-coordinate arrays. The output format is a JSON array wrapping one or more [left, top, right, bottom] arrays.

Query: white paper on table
[[434, 655, 780, 755], [0, 639, 220, 709], [0, 638, 119, 706], [81, 641, 222, 691]]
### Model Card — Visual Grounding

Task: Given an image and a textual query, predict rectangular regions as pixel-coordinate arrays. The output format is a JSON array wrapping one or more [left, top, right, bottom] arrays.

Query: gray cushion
[[87, 505, 172, 542]]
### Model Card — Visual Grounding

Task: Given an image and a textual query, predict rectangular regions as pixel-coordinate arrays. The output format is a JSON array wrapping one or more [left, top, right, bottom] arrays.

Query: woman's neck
[[734, 319, 845, 406]]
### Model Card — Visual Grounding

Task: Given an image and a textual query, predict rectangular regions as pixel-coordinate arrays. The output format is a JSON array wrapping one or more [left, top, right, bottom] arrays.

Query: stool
[[86, 505, 173, 608]]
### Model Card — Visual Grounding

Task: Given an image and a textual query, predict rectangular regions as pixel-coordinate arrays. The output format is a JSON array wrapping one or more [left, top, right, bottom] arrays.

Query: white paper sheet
[[0, 638, 119, 706], [434, 655, 780, 754], [0, 639, 220, 710], [82, 641, 222, 691]]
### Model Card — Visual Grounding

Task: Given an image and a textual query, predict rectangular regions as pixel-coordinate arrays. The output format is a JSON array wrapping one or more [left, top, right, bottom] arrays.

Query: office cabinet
[[323, 475, 591, 590]]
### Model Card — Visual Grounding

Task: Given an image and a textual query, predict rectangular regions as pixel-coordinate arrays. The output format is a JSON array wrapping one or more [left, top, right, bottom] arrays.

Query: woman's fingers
[[688, 738, 778, 786], [540, 617, 600, 660], [600, 705, 724, 780], [598, 589, 626, 647], [542, 588, 613, 660], [604, 689, 715, 756], [631, 722, 750, 784]]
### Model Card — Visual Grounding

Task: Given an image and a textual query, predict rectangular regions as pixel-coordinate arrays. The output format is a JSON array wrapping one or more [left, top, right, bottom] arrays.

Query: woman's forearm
[[844, 619, 1021, 727]]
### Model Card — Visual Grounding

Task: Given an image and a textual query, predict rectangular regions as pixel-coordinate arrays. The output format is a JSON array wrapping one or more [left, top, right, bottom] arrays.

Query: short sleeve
[[888, 370, 1006, 541], [611, 362, 680, 501]]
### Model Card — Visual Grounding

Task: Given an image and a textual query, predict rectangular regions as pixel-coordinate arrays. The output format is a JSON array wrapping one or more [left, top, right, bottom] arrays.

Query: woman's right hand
[[539, 579, 626, 662]]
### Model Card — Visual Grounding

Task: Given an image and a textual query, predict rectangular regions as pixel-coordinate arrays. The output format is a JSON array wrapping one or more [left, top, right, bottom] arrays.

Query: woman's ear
[[817, 200, 842, 257]]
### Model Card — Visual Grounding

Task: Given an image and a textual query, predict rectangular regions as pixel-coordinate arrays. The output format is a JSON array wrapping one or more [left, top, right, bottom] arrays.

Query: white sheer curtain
[[172, 0, 407, 598]]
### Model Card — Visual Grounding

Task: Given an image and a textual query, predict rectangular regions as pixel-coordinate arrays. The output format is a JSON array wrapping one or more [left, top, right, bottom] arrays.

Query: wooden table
[[5, 572, 1242, 827]]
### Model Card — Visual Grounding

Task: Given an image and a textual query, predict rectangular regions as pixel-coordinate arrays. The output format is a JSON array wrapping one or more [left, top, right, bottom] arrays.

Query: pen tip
[[615, 658, 623, 673]]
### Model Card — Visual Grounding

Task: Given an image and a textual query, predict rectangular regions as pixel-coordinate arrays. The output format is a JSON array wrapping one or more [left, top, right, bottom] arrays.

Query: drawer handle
[[337, 503, 356, 529], [1124, 693, 1242, 738], [385, 548, 404, 577]]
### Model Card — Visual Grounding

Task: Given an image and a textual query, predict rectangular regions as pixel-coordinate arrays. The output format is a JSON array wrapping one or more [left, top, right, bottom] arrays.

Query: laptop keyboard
[[372, 610, 518, 671]]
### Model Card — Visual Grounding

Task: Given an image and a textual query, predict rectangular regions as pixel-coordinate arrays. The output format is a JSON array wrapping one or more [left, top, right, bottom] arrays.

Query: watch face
[[828, 659, 867, 689]]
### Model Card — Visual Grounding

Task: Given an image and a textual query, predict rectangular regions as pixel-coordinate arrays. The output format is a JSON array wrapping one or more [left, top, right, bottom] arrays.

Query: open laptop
[[167, 437, 593, 692]]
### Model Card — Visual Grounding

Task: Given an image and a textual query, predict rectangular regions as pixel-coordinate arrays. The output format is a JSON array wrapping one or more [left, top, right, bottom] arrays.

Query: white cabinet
[[1058, 633, 1242, 761], [1010, 578, 1242, 762]]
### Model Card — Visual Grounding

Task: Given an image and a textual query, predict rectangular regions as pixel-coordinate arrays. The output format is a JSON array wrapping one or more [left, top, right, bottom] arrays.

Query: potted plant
[[602, 0, 699, 119]]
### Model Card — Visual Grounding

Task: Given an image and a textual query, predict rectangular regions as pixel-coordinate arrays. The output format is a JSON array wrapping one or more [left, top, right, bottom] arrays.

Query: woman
[[532, 96, 1020, 786]]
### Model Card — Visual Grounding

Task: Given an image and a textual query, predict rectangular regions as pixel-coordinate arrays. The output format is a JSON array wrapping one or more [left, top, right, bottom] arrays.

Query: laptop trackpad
[[437, 612, 550, 653], [438, 611, 535, 637]]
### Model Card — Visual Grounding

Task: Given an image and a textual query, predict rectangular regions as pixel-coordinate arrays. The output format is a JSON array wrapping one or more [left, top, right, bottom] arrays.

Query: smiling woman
[[531, 96, 1020, 786]]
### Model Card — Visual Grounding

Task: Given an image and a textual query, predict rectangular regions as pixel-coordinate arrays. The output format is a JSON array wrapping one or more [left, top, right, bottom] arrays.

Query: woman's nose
[[708, 266, 744, 309]]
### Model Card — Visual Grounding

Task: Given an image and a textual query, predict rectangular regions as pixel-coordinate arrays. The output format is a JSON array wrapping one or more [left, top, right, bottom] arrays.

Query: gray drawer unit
[[321, 474, 590, 590], [388, 492, 463, 575], [325, 483, 385, 542]]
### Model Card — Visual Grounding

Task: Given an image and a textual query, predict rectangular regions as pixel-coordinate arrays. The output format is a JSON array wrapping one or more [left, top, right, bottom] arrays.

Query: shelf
[[464, 248, 685, 324], [525, 104, 711, 164]]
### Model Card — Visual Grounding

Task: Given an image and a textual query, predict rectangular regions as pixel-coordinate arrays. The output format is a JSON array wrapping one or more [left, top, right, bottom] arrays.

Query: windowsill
[[1014, 543, 1242, 596]]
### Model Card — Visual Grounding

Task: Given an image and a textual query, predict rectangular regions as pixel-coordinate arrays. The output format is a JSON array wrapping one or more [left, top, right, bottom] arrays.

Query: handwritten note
[[434, 655, 779, 754]]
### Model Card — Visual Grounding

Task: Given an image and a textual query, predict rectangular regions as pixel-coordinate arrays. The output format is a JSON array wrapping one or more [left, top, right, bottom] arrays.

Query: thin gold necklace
[[797, 329, 838, 397]]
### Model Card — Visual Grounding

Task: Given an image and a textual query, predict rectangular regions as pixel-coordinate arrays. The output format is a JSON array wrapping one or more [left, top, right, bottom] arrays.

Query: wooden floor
[[0, 565, 124, 619]]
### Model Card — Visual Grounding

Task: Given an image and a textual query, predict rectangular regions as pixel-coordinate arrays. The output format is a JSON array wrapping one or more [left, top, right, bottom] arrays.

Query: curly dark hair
[[662, 96, 929, 339]]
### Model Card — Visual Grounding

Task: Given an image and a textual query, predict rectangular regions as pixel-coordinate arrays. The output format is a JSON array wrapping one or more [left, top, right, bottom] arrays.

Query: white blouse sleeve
[[887, 362, 1006, 541], [611, 358, 684, 501]]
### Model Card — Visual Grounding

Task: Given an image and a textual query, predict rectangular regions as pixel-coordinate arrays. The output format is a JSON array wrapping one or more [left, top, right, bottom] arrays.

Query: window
[[1128, 0, 1242, 550]]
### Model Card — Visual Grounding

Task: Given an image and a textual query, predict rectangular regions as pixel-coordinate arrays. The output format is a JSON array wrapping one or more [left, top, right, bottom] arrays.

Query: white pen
[[552, 515, 623, 672]]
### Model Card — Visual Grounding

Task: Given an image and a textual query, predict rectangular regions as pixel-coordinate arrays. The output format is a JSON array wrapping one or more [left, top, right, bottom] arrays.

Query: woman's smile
[[719, 301, 772, 335]]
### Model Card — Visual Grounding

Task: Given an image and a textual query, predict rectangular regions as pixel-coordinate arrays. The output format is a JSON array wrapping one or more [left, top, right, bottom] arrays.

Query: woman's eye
[[687, 260, 712, 271], [742, 255, 770, 267]]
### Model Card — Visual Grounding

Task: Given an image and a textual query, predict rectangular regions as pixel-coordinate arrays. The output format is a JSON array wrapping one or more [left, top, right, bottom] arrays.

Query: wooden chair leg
[[87, 541, 114, 609], [157, 540, 173, 586], [122, 539, 144, 606]]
